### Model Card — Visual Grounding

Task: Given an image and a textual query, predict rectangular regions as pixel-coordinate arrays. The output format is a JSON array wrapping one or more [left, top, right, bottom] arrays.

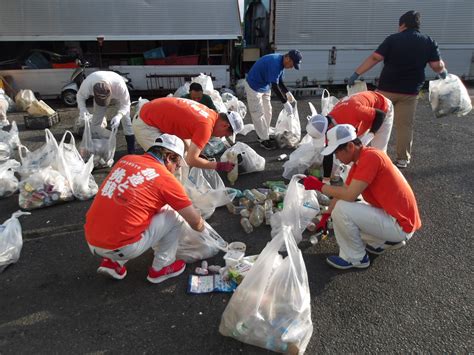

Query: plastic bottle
[[264, 199, 273, 225], [240, 217, 253, 233], [195, 267, 209, 275], [249, 205, 265, 227], [306, 222, 316, 232], [226, 152, 238, 185], [268, 190, 284, 202], [240, 208, 250, 218], [226, 187, 243, 198], [226, 203, 236, 214], [201, 260, 208, 270], [251, 188, 267, 203], [208, 265, 222, 274], [243, 189, 256, 202]]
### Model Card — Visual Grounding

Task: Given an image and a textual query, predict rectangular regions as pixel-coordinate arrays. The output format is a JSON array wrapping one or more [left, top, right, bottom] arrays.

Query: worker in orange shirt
[[133, 97, 243, 172], [306, 91, 393, 179], [85, 134, 207, 283], [302, 124, 421, 269]]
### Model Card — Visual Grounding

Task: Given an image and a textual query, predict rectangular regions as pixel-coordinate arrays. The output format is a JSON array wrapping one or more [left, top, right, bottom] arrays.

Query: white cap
[[150, 134, 185, 159], [226, 111, 244, 136], [306, 114, 328, 147], [321, 124, 357, 156]]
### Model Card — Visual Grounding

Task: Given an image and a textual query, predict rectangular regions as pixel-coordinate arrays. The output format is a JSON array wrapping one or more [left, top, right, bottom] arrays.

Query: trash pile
[[429, 74, 472, 117]]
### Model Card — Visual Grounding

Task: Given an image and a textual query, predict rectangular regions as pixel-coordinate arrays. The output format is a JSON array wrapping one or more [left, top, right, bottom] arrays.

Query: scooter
[[61, 59, 134, 107]]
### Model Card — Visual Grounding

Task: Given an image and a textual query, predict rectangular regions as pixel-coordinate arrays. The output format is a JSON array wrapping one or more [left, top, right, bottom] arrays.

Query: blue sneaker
[[326, 254, 370, 270], [366, 241, 406, 255]]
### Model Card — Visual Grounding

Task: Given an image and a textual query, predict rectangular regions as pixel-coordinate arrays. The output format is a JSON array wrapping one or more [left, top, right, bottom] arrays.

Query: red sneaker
[[147, 260, 186, 284], [97, 258, 127, 280]]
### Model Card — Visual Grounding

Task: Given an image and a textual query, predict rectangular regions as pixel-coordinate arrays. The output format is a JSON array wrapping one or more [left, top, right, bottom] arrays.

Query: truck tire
[[62, 89, 77, 106]]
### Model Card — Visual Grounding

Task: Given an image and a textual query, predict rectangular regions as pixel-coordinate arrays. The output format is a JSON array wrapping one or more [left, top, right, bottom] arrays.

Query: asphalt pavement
[[0, 90, 473, 354]]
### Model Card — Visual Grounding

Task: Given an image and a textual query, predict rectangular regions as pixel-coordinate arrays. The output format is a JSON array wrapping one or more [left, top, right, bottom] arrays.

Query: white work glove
[[286, 92, 296, 103], [110, 114, 122, 129], [283, 101, 293, 115]]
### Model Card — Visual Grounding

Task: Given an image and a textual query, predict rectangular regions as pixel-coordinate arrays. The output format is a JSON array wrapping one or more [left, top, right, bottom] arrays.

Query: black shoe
[[259, 139, 277, 150]]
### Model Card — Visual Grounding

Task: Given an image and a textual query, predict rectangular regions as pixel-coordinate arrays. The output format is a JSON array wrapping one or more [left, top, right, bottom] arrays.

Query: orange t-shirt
[[346, 147, 421, 233], [140, 97, 219, 149], [329, 91, 389, 136], [85, 154, 192, 250]]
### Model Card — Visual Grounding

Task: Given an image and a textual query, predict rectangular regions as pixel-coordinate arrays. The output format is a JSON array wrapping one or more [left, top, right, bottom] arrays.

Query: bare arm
[[177, 205, 205, 232], [186, 142, 218, 170], [321, 179, 368, 202], [429, 59, 446, 74], [355, 52, 384, 75]]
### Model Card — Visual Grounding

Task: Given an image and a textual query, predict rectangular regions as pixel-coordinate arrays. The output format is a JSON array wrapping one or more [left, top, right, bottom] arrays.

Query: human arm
[[429, 59, 447, 78], [350, 52, 384, 84], [303, 176, 367, 202], [271, 82, 287, 103], [370, 109, 386, 133], [203, 94, 218, 112], [177, 205, 205, 232], [186, 141, 233, 171]]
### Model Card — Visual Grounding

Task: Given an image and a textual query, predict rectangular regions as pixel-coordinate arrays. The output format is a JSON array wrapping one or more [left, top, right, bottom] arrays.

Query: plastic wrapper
[[222, 92, 247, 119], [191, 73, 214, 94], [79, 114, 117, 168], [219, 222, 313, 353], [18, 167, 74, 210], [0, 211, 31, 273], [173, 82, 190, 97], [221, 142, 265, 174], [0, 121, 20, 152], [275, 102, 301, 148], [17, 128, 58, 179], [202, 136, 226, 157], [183, 167, 236, 219], [0, 159, 20, 198], [176, 222, 228, 263], [429, 74, 472, 117]]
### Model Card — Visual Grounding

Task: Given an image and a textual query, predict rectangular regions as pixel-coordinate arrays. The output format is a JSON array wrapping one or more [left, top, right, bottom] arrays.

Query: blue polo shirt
[[246, 54, 285, 93], [375, 29, 441, 94]]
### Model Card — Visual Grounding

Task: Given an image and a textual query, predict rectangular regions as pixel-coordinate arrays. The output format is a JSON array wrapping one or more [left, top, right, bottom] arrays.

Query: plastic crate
[[24, 112, 60, 130]]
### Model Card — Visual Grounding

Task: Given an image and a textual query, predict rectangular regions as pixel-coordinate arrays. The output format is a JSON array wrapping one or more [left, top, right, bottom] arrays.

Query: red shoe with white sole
[[97, 258, 127, 280], [147, 260, 186, 284]]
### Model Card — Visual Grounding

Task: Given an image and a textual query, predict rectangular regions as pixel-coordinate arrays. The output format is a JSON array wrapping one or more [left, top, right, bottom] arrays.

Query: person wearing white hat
[[306, 91, 394, 180], [133, 97, 244, 172], [302, 124, 421, 269], [85, 133, 207, 283]]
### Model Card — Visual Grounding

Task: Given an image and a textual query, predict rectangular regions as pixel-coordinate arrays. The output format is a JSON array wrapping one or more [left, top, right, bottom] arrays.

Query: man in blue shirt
[[245, 50, 302, 150], [348, 11, 447, 168]]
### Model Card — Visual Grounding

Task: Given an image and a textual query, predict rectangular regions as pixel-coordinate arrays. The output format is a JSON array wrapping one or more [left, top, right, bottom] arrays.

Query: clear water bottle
[[240, 217, 253, 233], [251, 188, 267, 203], [264, 199, 273, 225], [243, 189, 256, 202], [249, 205, 265, 227]]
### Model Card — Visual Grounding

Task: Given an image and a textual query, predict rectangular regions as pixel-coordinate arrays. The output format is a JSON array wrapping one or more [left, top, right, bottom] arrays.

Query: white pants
[[370, 100, 394, 152], [245, 81, 272, 140], [132, 115, 162, 151], [88, 206, 185, 270], [331, 200, 413, 263], [92, 102, 133, 137]]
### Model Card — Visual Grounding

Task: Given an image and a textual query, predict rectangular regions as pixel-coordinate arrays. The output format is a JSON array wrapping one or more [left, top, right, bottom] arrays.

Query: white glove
[[286, 92, 296, 103], [283, 101, 293, 115], [110, 114, 122, 129], [79, 110, 89, 120]]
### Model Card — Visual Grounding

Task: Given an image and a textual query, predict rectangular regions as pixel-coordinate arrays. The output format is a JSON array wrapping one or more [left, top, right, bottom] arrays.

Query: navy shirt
[[376, 29, 441, 94], [246, 54, 285, 93]]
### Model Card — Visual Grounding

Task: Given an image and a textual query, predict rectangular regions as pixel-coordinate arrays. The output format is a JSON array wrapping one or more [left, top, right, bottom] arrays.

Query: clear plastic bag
[[173, 82, 190, 97], [14, 89, 36, 111], [321, 89, 339, 116], [222, 92, 248, 119], [18, 167, 74, 210], [219, 223, 313, 353], [183, 168, 236, 219], [55, 131, 98, 200], [221, 142, 265, 174], [17, 128, 58, 179], [176, 222, 228, 263], [282, 139, 325, 180], [191, 73, 214, 94], [79, 114, 117, 168], [0, 159, 20, 198], [73, 112, 107, 137], [203, 136, 226, 157], [0, 121, 21, 152], [270, 175, 320, 245], [429, 74, 472, 117], [0, 210, 30, 272], [275, 102, 301, 148]]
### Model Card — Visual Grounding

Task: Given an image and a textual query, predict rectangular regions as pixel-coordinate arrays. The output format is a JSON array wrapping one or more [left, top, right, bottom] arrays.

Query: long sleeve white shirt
[[77, 71, 130, 118]]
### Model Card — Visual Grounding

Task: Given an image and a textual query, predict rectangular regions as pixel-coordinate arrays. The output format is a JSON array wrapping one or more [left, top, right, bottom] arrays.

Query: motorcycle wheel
[[62, 89, 77, 106]]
